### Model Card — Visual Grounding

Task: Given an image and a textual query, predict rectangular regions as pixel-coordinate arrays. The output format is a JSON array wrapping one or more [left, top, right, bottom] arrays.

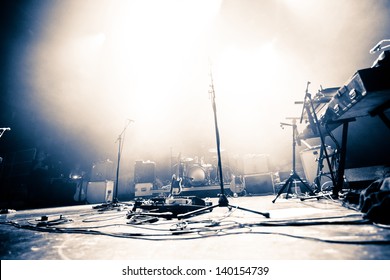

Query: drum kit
[[173, 148, 234, 188]]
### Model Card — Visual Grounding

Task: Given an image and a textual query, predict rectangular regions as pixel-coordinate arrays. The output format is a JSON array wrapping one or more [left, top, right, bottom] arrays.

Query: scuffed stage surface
[[1, 195, 389, 260]]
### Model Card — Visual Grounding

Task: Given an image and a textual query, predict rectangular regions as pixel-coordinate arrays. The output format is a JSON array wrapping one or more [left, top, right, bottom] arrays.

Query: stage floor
[[1, 194, 390, 260]]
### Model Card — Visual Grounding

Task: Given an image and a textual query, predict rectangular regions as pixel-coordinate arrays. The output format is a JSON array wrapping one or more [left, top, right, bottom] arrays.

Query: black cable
[[2, 212, 390, 245]]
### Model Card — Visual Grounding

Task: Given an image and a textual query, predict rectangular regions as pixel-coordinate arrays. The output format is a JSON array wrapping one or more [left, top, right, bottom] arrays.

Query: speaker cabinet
[[86, 181, 114, 204], [134, 161, 156, 183], [134, 182, 154, 197], [243, 173, 275, 195], [90, 160, 115, 181]]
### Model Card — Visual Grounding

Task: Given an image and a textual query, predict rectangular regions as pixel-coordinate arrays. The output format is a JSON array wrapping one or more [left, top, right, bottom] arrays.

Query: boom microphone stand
[[94, 119, 134, 209], [113, 119, 134, 203], [272, 118, 315, 203], [0, 127, 11, 139], [177, 69, 270, 219]]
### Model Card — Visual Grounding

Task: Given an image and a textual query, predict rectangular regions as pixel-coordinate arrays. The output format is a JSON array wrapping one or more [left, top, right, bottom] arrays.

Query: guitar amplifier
[[134, 183, 154, 197], [134, 161, 156, 183], [90, 160, 115, 181], [243, 173, 275, 195], [86, 180, 114, 204]]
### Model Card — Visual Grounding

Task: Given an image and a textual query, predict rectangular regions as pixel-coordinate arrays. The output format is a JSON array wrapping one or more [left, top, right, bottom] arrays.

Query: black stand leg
[[178, 193, 270, 219], [333, 121, 349, 198], [272, 172, 315, 203]]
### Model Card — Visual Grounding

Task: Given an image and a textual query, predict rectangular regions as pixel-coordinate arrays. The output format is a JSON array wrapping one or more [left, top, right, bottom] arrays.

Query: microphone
[[370, 42, 381, 54], [1, 127, 11, 131]]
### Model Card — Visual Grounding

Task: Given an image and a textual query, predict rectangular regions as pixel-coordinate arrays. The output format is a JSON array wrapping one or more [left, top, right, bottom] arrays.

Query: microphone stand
[[369, 39, 390, 54], [114, 119, 134, 203], [272, 118, 315, 203], [177, 68, 270, 219], [0, 127, 11, 139], [93, 120, 133, 210]]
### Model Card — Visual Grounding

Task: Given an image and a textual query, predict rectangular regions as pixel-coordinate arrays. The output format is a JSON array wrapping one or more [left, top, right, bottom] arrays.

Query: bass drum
[[187, 165, 207, 186]]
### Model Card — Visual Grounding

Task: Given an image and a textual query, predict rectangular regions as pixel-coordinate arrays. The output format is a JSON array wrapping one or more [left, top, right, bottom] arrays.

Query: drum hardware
[[177, 65, 270, 219], [182, 157, 194, 163]]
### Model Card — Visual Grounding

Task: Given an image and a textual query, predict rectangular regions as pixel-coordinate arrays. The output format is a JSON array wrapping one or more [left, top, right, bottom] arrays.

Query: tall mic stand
[[177, 69, 270, 219], [113, 119, 134, 203], [0, 127, 11, 139], [93, 120, 133, 209], [272, 118, 315, 203]]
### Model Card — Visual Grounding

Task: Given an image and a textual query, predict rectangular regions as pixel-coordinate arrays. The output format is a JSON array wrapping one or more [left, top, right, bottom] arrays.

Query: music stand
[[177, 68, 270, 220], [272, 118, 315, 203]]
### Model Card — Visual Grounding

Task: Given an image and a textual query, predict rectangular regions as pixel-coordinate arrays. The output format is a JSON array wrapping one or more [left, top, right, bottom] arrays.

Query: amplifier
[[86, 180, 114, 204], [134, 161, 156, 183], [90, 160, 115, 181], [243, 173, 275, 195], [134, 182, 154, 197]]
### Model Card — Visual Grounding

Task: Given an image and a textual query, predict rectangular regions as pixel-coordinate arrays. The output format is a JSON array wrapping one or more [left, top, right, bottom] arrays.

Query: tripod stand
[[177, 67, 270, 220], [272, 118, 315, 203]]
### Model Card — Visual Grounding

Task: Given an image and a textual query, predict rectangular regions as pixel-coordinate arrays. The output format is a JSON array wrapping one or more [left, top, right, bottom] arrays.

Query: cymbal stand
[[272, 118, 315, 203], [178, 67, 270, 219]]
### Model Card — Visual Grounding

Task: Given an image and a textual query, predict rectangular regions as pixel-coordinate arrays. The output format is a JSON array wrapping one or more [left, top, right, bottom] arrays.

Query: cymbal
[[182, 157, 193, 162], [208, 148, 225, 153]]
